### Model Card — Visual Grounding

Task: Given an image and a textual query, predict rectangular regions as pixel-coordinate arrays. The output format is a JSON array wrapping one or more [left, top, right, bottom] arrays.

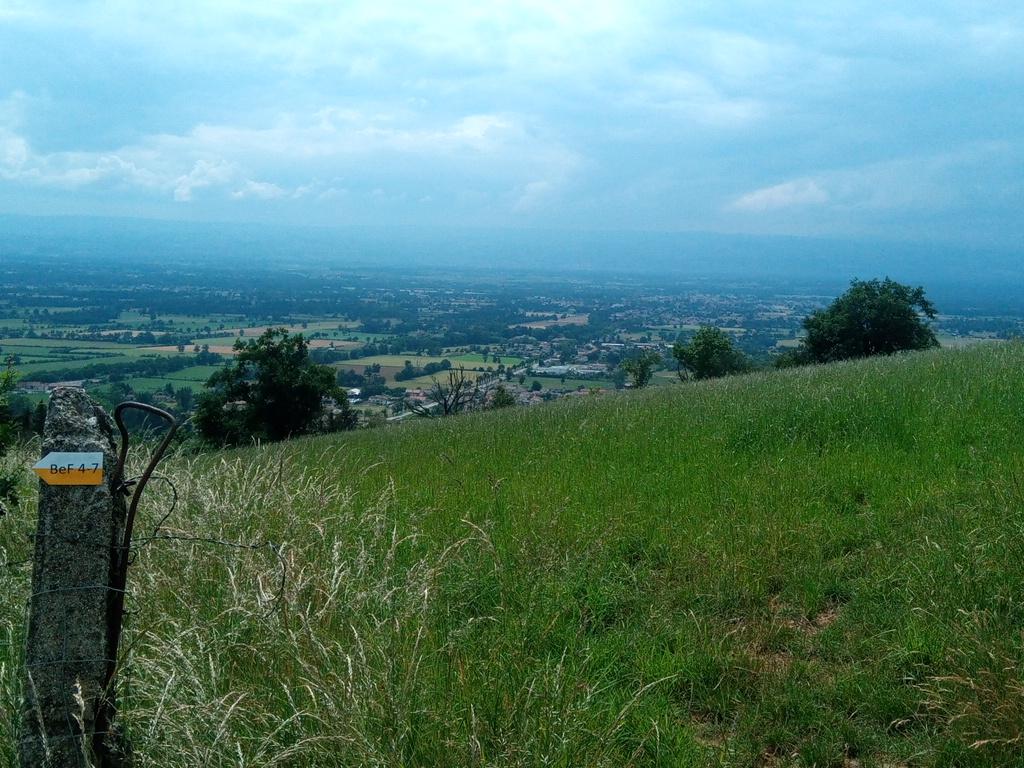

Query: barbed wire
[[5, 471, 285, 614], [134, 533, 287, 619]]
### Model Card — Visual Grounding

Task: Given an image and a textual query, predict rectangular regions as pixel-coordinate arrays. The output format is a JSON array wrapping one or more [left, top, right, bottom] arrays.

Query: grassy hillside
[[3, 344, 1024, 766]]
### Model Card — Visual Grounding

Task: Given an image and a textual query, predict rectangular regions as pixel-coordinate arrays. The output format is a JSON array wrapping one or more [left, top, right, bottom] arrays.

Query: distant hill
[[5, 344, 1024, 765]]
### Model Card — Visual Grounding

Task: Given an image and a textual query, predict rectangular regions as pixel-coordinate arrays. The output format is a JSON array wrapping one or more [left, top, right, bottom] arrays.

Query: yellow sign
[[32, 452, 104, 486]]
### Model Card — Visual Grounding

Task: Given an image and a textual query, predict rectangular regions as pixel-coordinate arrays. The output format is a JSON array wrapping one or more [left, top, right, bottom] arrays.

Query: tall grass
[[3, 344, 1024, 765]]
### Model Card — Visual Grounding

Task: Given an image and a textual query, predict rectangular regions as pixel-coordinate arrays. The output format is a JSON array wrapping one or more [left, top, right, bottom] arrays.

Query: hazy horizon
[[2, 213, 1022, 313]]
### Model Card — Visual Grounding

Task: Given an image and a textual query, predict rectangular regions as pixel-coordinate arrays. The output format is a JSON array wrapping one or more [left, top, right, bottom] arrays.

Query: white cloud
[[0, 104, 581, 214], [623, 70, 766, 128], [512, 180, 554, 212], [155, 110, 524, 162], [968, 20, 1024, 55], [0, 2, 37, 22], [730, 179, 829, 212], [723, 143, 1020, 238], [0, 130, 29, 170], [317, 187, 345, 200], [15, 1, 642, 81], [173, 160, 236, 202], [231, 179, 287, 200]]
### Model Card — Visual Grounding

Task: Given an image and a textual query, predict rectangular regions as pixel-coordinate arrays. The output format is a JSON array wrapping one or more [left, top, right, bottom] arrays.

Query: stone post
[[19, 388, 128, 768]]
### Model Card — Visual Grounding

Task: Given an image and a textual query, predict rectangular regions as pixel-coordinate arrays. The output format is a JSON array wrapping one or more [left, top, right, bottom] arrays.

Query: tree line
[[621, 278, 940, 387]]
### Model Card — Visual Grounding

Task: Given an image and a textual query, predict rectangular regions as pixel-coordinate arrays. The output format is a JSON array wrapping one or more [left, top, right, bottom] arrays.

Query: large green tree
[[672, 326, 750, 380], [801, 278, 938, 363], [195, 328, 356, 445]]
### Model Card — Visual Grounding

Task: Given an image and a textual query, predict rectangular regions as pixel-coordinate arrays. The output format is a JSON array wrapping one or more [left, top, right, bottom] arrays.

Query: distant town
[[1, 251, 1018, 428]]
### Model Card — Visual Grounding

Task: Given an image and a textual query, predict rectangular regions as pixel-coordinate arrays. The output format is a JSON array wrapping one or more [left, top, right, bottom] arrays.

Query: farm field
[[6, 344, 1024, 765], [3, 321, 372, 395], [447, 353, 524, 366], [515, 313, 590, 329], [336, 353, 525, 385], [341, 354, 520, 368], [401, 369, 489, 388], [2, 336, 186, 377], [151, 339, 362, 354], [3, 317, 532, 403], [112, 312, 245, 333], [191, 323, 364, 347], [934, 333, 1002, 348], [120, 378, 200, 394], [118, 366, 228, 394], [1, 338, 146, 352], [525, 376, 615, 391]]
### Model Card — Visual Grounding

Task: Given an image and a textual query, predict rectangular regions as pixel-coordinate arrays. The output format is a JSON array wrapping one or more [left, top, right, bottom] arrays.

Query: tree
[[394, 360, 418, 381], [31, 401, 47, 435], [673, 326, 750, 380], [773, 348, 812, 369], [0, 363, 19, 514], [0, 363, 15, 456], [195, 328, 356, 444], [801, 278, 938, 363], [174, 387, 194, 413], [406, 367, 480, 417], [620, 350, 661, 388], [490, 384, 515, 409]]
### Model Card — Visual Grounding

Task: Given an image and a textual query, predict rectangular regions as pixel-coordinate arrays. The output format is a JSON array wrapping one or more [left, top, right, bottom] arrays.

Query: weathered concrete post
[[19, 388, 128, 768]]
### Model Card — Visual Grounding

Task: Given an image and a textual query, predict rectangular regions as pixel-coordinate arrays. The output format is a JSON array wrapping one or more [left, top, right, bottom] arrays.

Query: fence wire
[[6, 453, 287, 765]]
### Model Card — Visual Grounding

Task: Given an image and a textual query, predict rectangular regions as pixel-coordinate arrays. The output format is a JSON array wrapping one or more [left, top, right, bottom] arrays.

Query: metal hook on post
[[112, 401, 180, 556], [93, 402, 179, 762]]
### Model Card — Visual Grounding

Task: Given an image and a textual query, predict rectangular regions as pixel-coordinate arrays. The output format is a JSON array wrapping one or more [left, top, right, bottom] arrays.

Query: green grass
[[79, 364, 224, 397], [188, 335, 245, 346], [5, 345, 1024, 765], [447, 353, 525, 366], [400, 370, 486, 388], [13, 354, 140, 376], [339, 355, 470, 385], [348, 354, 455, 367], [936, 333, 1003, 348], [3, 339, 203, 383], [11, 351, 185, 377], [120, 377, 203, 394], [162, 365, 225, 381], [114, 311, 227, 330], [89, 366, 224, 394], [0, 338, 136, 350]]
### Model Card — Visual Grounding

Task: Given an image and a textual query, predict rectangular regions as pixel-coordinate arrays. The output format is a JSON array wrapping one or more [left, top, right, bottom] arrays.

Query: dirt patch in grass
[[771, 597, 842, 638], [690, 712, 728, 749]]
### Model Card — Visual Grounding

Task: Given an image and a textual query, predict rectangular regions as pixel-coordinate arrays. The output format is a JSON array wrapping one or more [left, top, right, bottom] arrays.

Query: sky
[[0, 1, 1021, 246]]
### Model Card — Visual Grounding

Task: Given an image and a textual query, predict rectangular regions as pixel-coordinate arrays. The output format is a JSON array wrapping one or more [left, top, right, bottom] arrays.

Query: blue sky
[[0, 1, 1021, 246]]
